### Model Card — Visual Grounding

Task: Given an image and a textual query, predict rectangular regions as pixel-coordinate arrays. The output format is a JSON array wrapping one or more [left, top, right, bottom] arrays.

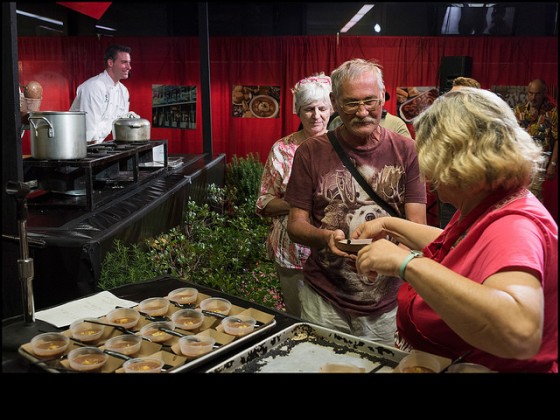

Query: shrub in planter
[[98, 155, 284, 311]]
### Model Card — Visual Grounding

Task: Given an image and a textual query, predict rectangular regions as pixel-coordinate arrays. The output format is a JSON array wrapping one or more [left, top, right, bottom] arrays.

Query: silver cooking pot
[[112, 118, 151, 142], [28, 111, 87, 160]]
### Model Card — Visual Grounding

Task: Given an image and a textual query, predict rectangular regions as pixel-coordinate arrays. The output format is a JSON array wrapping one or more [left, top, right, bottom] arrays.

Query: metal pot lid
[[113, 118, 150, 127], [29, 111, 86, 116]]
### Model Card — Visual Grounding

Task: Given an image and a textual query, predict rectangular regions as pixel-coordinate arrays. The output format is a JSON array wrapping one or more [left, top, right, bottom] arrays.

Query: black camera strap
[[327, 130, 401, 218]]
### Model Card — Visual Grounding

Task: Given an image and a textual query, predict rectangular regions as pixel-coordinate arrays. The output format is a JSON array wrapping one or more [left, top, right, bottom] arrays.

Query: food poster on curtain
[[152, 85, 197, 129], [395, 86, 438, 123], [232, 85, 280, 118]]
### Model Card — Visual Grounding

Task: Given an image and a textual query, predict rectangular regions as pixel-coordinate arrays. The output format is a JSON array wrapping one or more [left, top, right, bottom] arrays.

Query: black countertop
[[2, 276, 302, 374]]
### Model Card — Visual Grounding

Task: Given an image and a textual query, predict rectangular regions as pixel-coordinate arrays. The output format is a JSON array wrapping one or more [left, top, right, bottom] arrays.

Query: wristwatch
[[399, 250, 423, 280]]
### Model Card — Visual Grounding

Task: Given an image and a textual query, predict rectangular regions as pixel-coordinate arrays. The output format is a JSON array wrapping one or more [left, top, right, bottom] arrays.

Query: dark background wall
[[15, 2, 559, 37]]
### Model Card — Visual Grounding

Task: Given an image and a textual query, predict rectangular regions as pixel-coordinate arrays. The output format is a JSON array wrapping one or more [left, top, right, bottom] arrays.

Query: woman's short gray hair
[[292, 73, 333, 115]]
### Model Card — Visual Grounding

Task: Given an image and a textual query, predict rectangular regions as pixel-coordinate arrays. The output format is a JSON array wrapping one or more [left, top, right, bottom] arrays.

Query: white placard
[[35, 291, 138, 328]]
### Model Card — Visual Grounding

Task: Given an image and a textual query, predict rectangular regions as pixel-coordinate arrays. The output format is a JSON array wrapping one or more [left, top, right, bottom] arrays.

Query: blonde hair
[[413, 87, 543, 191]]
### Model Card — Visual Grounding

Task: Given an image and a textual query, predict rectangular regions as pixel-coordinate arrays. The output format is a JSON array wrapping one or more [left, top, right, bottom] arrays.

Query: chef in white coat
[[70, 44, 132, 144]]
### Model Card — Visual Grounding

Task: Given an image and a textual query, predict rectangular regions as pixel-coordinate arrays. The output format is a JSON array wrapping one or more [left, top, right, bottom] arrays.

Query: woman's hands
[[355, 238, 407, 278]]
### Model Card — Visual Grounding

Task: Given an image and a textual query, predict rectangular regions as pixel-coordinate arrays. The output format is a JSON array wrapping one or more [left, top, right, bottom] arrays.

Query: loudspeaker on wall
[[439, 56, 473, 94]]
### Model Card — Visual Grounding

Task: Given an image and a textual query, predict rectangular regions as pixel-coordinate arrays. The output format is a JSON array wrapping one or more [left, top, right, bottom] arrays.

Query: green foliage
[[98, 154, 284, 311], [97, 240, 159, 290], [225, 153, 262, 206]]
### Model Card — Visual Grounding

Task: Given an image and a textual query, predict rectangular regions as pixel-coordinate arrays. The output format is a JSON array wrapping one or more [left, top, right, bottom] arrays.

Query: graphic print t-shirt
[[285, 127, 426, 316]]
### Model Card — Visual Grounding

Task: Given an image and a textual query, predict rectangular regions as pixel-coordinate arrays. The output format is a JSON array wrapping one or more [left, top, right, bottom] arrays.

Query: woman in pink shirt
[[352, 88, 558, 372]]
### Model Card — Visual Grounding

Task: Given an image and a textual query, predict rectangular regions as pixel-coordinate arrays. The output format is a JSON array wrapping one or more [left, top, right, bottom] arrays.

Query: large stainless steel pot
[[112, 118, 151, 142], [28, 111, 87, 160]]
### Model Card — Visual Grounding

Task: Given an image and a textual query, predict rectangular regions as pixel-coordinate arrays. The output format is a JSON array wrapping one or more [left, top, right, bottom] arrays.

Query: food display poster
[[232, 85, 280, 118], [395, 86, 439, 123], [490, 86, 527, 110], [152, 84, 197, 129]]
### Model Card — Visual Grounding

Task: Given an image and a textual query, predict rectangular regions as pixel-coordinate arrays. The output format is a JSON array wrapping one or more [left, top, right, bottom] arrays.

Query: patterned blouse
[[514, 98, 558, 158], [256, 133, 311, 269]]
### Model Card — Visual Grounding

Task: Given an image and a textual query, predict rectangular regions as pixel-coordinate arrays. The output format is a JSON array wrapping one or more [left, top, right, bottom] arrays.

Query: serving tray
[[206, 322, 411, 373], [18, 291, 276, 373]]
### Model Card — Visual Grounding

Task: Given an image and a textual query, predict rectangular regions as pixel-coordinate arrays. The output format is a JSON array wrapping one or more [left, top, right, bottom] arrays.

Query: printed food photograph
[[232, 85, 280, 118], [396, 86, 439, 123]]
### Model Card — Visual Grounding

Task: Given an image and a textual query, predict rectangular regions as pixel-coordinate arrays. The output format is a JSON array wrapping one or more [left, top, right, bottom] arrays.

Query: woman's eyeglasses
[[340, 98, 382, 114]]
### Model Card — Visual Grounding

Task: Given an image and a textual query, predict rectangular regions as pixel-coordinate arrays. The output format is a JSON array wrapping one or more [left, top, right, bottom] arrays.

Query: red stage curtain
[[17, 35, 558, 219]]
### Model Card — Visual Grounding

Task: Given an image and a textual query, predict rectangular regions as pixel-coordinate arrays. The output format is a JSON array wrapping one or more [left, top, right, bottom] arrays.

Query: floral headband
[[295, 74, 332, 90]]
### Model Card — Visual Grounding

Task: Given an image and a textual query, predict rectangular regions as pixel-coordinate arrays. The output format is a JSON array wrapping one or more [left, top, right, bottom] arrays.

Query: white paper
[[35, 291, 138, 328], [152, 144, 165, 164]]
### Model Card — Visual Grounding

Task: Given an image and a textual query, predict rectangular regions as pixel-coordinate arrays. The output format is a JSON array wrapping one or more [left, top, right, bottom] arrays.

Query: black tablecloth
[[2, 275, 301, 374]]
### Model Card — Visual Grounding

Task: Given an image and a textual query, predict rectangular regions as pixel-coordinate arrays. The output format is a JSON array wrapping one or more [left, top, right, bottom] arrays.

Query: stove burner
[[86, 142, 139, 156], [24, 140, 167, 210]]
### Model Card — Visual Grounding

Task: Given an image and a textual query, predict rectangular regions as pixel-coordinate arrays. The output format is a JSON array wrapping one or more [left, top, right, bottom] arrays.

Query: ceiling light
[[95, 25, 116, 31], [340, 4, 374, 33], [16, 9, 63, 26], [450, 3, 496, 7], [38, 25, 64, 34]]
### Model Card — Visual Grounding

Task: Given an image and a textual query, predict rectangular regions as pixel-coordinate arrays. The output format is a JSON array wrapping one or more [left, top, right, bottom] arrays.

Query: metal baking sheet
[[171, 317, 276, 373], [18, 295, 277, 374], [206, 322, 410, 373]]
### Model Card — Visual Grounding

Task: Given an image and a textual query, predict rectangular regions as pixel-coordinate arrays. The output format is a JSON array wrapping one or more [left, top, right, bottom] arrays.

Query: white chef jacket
[[70, 70, 130, 143]]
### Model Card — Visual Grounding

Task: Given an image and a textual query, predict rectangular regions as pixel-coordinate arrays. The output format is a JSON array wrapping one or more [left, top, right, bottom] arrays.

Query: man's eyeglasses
[[340, 98, 382, 114]]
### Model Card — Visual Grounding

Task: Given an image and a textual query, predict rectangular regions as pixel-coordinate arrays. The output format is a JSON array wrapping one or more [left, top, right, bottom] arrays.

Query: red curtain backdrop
[[17, 35, 558, 218]]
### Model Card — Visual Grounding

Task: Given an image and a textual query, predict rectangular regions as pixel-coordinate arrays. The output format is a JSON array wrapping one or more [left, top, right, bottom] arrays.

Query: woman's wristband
[[399, 250, 423, 280]]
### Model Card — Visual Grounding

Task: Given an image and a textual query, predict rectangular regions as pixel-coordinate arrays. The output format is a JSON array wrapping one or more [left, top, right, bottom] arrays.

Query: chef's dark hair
[[104, 44, 132, 67]]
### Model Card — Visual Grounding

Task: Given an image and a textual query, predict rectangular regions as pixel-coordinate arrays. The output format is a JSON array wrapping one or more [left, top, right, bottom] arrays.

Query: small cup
[[394, 351, 441, 373], [319, 362, 366, 373], [171, 309, 204, 331], [167, 287, 198, 305], [104, 334, 142, 356], [69, 319, 105, 343], [139, 321, 175, 343], [446, 362, 494, 373], [106, 308, 141, 330], [30, 332, 70, 358], [221, 315, 256, 336], [68, 346, 108, 372], [138, 297, 170, 317], [179, 335, 216, 358], [123, 357, 165, 373], [200, 297, 232, 315]]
